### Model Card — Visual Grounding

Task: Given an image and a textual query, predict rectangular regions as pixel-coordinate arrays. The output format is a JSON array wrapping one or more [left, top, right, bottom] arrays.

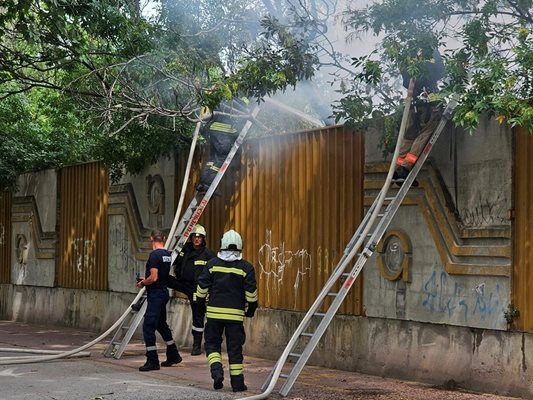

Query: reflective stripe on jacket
[[196, 257, 257, 322]]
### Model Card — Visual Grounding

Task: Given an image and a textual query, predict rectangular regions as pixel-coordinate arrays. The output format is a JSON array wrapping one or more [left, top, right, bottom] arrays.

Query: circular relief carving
[[377, 229, 411, 282], [147, 174, 165, 215]]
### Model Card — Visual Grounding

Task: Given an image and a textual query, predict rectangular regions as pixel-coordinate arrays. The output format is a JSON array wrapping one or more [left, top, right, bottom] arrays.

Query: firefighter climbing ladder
[[103, 105, 260, 359], [255, 97, 458, 399]]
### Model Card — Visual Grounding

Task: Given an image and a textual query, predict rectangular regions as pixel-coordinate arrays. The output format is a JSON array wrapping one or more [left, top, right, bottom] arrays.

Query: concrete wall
[[246, 309, 533, 399], [363, 115, 512, 331], [11, 169, 58, 287], [107, 156, 177, 293], [0, 119, 523, 397], [432, 118, 512, 230]]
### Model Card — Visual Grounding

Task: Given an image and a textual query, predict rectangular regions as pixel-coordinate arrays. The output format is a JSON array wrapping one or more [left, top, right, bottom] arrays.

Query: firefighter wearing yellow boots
[[195, 229, 258, 392]]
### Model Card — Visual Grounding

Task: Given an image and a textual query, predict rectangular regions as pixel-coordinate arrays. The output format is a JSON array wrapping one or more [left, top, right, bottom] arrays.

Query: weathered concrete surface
[[1, 284, 531, 398], [0, 320, 522, 400], [11, 169, 58, 288], [246, 309, 533, 399]]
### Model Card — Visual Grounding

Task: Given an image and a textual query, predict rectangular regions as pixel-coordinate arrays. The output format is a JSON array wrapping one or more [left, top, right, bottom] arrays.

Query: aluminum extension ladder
[[103, 105, 260, 359], [261, 98, 458, 397]]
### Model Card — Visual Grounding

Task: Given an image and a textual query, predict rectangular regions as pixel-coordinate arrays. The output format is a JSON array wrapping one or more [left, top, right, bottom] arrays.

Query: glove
[[194, 294, 207, 312], [245, 302, 257, 318]]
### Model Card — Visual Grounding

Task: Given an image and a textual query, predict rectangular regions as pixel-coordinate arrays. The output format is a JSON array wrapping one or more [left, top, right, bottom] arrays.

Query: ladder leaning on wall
[[103, 105, 261, 360], [247, 96, 459, 399]]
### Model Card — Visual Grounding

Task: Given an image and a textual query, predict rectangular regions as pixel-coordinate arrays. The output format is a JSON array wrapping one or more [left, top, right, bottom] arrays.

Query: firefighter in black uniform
[[167, 224, 215, 355], [393, 48, 445, 186], [136, 230, 182, 371], [196, 99, 250, 193], [195, 229, 258, 392]]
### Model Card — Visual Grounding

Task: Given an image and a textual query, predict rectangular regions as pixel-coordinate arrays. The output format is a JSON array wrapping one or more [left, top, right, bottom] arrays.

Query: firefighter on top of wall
[[166, 224, 215, 355], [393, 48, 445, 187], [195, 229, 258, 392], [196, 98, 250, 194], [136, 230, 182, 371]]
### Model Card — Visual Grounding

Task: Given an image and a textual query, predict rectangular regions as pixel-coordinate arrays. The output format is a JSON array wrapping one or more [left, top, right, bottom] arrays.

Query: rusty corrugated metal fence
[[0, 191, 12, 283], [176, 125, 364, 315], [513, 127, 533, 331], [57, 162, 109, 290]]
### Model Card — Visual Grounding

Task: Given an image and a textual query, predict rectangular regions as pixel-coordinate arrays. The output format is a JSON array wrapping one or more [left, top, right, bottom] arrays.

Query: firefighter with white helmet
[[195, 229, 258, 392], [167, 224, 215, 357]]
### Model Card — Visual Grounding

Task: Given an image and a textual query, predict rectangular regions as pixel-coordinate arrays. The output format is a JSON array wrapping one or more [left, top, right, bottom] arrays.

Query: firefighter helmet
[[191, 224, 207, 237], [220, 229, 242, 251]]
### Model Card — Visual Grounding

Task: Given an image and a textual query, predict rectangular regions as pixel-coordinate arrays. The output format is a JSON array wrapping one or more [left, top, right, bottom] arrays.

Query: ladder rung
[[280, 373, 289, 379], [327, 292, 338, 297], [121, 325, 130, 330], [288, 352, 301, 358], [314, 312, 325, 317], [377, 213, 385, 217], [300, 332, 313, 337], [112, 341, 121, 345], [342, 273, 350, 277], [384, 196, 395, 201]]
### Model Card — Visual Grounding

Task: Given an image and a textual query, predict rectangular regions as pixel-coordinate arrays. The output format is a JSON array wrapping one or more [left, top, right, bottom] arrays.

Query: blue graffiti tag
[[422, 267, 501, 324]]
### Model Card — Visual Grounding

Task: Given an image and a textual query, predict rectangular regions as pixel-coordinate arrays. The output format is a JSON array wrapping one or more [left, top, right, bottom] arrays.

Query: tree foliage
[[0, 0, 320, 190], [339, 0, 533, 134]]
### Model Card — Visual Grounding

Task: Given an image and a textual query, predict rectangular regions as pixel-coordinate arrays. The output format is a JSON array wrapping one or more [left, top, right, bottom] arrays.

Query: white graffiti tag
[[72, 238, 95, 272], [258, 229, 312, 307]]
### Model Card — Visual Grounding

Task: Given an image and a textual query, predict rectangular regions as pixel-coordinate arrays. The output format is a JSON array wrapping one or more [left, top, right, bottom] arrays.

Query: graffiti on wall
[[258, 229, 312, 307], [459, 192, 508, 228], [72, 238, 95, 272], [109, 225, 138, 272], [421, 262, 502, 326]]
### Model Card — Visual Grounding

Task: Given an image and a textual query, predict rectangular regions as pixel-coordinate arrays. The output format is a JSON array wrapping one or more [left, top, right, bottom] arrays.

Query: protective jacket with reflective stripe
[[196, 257, 258, 322], [173, 241, 215, 284]]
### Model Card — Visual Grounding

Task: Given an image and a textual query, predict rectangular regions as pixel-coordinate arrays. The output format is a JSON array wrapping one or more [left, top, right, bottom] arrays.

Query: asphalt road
[[0, 357, 236, 400]]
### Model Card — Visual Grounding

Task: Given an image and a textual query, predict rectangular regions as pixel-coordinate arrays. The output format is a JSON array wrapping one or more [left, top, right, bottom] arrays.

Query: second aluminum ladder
[[259, 98, 458, 397]]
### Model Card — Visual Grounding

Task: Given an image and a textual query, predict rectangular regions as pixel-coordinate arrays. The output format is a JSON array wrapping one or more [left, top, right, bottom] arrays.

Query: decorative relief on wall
[[377, 229, 411, 282], [146, 174, 165, 228], [15, 234, 29, 264]]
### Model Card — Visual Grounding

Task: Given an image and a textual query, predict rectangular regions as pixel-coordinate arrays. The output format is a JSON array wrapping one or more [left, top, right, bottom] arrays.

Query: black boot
[[131, 298, 145, 312], [161, 344, 182, 367], [191, 334, 202, 356], [211, 363, 224, 390], [394, 166, 418, 187], [231, 374, 247, 392], [139, 350, 160, 371]]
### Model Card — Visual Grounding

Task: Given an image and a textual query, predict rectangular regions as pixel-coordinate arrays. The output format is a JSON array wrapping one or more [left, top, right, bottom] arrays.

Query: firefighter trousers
[[204, 319, 246, 379], [167, 277, 206, 337]]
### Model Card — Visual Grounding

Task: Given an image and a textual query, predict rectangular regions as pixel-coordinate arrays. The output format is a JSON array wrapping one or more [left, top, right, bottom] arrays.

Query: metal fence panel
[[176, 126, 364, 314], [57, 162, 109, 290]]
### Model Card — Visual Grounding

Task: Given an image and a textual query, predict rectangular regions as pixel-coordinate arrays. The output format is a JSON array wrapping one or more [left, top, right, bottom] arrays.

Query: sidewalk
[[0, 320, 522, 400]]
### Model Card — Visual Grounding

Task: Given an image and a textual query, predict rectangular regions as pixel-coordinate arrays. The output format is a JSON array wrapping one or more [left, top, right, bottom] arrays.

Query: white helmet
[[220, 230, 242, 251], [191, 224, 207, 237]]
